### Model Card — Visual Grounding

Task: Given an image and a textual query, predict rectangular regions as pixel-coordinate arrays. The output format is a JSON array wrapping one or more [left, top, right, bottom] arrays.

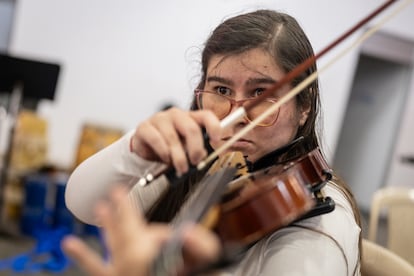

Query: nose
[[229, 95, 249, 111], [229, 100, 243, 114], [227, 101, 249, 127]]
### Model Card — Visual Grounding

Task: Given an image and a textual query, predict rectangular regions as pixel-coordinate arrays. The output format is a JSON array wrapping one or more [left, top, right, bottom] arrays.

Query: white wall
[[334, 54, 412, 210], [7, 0, 414, 168], [0, 0, 14, 51], [386, 56, 414, 187]]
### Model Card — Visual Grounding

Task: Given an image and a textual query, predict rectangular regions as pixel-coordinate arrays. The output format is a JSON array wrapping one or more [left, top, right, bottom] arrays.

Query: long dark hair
[[147, 11, 361, 252]]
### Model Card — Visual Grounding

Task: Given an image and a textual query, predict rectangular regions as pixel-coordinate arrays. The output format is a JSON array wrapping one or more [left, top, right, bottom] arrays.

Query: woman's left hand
[[61, 186, 221, 276]]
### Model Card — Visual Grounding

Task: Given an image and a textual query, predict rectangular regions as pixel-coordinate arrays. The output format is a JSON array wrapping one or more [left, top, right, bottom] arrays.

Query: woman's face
[[204, 48, 309, 163]]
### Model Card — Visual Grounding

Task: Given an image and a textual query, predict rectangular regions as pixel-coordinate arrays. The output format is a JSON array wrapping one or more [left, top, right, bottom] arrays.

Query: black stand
[[0, 82, 22, 221], [0, 53, 60, 235]]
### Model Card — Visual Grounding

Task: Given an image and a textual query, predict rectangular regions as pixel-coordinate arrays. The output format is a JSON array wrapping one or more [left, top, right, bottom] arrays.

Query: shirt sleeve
[[260, 226, 349, 276], [65, 130, 168, 225]]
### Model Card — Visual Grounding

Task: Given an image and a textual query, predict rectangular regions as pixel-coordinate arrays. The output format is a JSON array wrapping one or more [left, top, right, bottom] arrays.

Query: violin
[[152, 147, 335, 275], [200, 147, 334, 249]]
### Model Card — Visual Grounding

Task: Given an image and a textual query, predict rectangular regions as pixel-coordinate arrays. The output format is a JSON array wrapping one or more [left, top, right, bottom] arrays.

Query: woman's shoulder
[[295, 182, 360, 247], [264, 181, 360, 275], [223, 181, 361, 276]]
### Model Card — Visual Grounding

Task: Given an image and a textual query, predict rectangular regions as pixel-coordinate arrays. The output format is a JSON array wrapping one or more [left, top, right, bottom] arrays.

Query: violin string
[[197, 0, 413, 170]]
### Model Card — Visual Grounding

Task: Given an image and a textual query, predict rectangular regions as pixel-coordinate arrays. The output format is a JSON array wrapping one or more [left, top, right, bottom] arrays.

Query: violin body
[[211, 148, 333, 247]]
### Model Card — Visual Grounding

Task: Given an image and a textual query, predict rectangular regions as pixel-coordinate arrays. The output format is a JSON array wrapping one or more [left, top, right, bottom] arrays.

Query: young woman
[[65, 9, 361, 275]]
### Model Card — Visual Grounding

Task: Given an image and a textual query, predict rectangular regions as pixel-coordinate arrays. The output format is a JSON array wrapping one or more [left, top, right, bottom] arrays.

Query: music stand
[[0, 53, 60, 233]]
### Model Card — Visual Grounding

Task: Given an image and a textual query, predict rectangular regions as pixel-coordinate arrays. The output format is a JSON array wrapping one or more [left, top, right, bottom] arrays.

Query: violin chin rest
[[297, 196, 335, 221]]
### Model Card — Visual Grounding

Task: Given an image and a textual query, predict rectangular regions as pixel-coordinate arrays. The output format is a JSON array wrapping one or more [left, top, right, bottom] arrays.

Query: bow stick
[[199, 0, 413, 169], [139, 0, 411, 186]]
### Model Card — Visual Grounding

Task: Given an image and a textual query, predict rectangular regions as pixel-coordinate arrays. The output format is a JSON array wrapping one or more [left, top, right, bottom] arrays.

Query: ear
[[299, 105, 310, 126], [298, 87, 313, 126]]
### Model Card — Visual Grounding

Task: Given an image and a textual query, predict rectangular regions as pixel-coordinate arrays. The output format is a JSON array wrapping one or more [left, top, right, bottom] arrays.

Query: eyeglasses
[[194, 89, 280, 127]]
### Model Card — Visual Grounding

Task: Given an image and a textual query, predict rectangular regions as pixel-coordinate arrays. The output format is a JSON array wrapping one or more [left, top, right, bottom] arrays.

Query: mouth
[[222, 137, 253, 149]]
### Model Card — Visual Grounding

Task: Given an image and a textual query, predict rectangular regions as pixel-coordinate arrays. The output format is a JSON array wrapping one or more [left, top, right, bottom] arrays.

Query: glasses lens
[[196, 91, 279, 126], [197, 92, 231, 119], [246, 100, 279, 126]]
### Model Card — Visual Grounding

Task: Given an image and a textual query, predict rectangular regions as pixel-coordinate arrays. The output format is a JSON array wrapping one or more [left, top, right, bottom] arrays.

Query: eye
[[251, 88, 266, 97], [214, 86, 231, 96]]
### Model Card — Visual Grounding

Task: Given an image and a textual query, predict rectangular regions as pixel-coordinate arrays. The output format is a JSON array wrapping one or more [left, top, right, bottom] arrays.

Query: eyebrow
[[206, 76, 277, 86], [246, 77, 277, 86], [206, 76, 233, 85]]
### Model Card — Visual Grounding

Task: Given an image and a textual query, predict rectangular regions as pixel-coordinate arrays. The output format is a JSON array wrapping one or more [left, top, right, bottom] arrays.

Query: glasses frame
[[194, 89, 280, 127]]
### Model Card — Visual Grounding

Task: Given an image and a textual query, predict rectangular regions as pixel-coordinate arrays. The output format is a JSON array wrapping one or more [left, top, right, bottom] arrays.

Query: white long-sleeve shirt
[[65, 130, 361, 275]]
